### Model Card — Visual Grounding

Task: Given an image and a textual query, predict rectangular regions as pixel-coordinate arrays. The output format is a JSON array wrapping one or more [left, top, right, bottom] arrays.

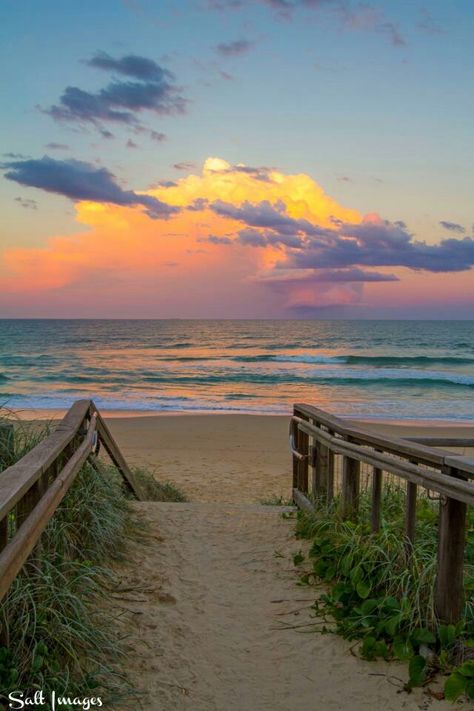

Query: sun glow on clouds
[[2, 157, 474, 316]]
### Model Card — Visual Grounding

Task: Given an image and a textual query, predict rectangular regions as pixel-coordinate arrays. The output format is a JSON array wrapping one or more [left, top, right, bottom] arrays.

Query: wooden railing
[[290, 403, 474, 624], [0, 399, 144, 603]]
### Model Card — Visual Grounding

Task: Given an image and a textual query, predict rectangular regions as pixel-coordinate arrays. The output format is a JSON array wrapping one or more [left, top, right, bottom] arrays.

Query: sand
[[94, 413, 471, 710], [104, 413, 474, 503], [112, 501, 450, 711], [17, 411, 472, 708]]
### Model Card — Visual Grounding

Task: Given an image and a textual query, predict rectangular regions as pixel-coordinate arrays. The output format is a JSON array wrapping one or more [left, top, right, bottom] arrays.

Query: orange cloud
[[5, 157, 472, 317], [0, 158, 363, 315]]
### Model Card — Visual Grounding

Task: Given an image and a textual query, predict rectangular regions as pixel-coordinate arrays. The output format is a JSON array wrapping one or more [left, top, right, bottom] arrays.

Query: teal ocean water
[[0, 320, 473, 420]]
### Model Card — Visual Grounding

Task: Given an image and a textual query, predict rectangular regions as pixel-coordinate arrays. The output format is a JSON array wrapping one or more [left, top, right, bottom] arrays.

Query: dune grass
[[0, 415, 185, 708], [293, 486, 474, 699]]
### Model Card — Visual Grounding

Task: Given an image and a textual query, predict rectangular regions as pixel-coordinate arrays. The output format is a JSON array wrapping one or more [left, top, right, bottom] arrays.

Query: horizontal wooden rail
[[0, 399, 144, 603], [291, 403, 474, 624]]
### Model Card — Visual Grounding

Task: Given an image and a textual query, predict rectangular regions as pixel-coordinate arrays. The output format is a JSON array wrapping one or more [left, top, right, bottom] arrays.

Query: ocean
[[0, 319, 473, 421]]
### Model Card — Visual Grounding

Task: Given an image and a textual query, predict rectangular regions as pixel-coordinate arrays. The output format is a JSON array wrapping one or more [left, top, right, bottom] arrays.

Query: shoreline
[[10, 406, 474, 428]]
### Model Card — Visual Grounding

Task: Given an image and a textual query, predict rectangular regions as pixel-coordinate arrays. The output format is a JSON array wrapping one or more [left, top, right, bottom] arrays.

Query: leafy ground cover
[[292, 486, 474, 702]]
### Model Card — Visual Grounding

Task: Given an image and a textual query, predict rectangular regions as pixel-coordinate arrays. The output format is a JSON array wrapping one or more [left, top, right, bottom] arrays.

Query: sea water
[[0, 319, 473, 421]]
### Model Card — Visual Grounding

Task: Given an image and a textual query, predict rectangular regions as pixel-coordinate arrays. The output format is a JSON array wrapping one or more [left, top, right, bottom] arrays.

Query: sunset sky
[[1, 0, 473, 318]]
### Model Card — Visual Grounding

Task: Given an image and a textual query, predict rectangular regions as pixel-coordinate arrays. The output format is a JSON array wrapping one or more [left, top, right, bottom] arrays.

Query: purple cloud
[[439, 221, 465, 234], [44, 52, 186, 136], [2, 156, 179, 219]]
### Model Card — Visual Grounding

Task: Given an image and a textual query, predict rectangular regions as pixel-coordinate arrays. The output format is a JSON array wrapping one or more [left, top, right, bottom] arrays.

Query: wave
[[233, 354, 474, 366]]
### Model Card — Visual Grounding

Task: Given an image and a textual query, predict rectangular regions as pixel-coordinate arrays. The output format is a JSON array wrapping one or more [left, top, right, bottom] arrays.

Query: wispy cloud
[[14, 196, 38, 210], [439, 220, 465, 234], [45, 142, 70, 151], [216, 39, 255, 56], [2, 156, 179, 219]]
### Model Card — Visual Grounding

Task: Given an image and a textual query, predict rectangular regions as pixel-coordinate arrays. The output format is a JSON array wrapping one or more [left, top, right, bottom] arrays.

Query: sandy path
[[113, 502, 447, 711], [105, 415, 473, 504]]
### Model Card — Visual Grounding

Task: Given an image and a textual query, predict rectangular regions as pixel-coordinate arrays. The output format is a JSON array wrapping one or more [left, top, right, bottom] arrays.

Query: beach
[[108, 414, 474, 501], [19, 411, 474, 502]]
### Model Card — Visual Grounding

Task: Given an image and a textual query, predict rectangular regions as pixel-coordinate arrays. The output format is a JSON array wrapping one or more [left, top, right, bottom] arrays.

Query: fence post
[[292, 409, 309, 495], [326, 430, 335, 504], [435, 471, 466, 623], [341, 445, 360, 520], [371, 466, 383, 533], [405, 477, 417, 556], [312, 426, 330, 502]]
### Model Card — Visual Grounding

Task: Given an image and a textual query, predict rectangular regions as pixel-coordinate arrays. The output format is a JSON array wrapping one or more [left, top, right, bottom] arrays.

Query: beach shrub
[[293, 487, 474, 699]]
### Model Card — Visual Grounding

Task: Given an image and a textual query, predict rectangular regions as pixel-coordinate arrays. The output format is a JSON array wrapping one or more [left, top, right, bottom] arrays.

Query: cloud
[[207, 234, 233, 244], [126, 139, 138, 149], [44, 52, 186, 136], [287, 215, 474, 272], [316, 268, 399, 282], [338, 3, 406, 46], [2, 156, 179, 219], [211, 198, 328, 241], [173, 161, 197, 171], [440, 220, 465, 234], [14, 196, 38, 210], [3, 156, 473, 317], [45, 142, 70, 151], [210, 0, 405, 45], [216, 39, 255, 56], [150, 130, 166, 142], [86, 51, 171, 81], [210, 197, 474, 274], [417, 8, 444, 35]]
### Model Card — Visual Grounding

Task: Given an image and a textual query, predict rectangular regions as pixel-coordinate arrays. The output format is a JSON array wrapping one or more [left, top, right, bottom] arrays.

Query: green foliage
[[294, 486, 474, 700], [445, 661, 474, 701]]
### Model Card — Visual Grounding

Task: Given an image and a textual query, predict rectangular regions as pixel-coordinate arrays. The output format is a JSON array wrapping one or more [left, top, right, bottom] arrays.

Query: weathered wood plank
[[0, 400, 91, 520], [342, 452, 360, 520], [0, 417, 97, 602], [435, 473, 467, 623], [294, 417, 474, 505], [294, 403, 452, 466], [293, 488, 315, 514], [94, 409, 145, 499]]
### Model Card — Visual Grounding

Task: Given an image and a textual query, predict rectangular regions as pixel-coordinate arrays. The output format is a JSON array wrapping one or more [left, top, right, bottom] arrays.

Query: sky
[[0, 0, 473, 319]]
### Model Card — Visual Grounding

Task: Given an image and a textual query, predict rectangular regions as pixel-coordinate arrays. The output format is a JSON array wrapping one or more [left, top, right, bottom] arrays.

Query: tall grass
[[0, 415, 185, 708]]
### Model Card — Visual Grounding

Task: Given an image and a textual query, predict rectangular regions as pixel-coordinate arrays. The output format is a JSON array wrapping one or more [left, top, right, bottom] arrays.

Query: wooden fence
[[0, 399, 143, 603], [290, 403, 474, 624]]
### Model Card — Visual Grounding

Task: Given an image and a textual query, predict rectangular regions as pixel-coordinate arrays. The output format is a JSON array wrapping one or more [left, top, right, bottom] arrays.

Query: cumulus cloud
[[3, 156, 473, 316], [439, 220, 465, 234], [2, 156, 178, 219], [44, 52, 186, 137], [216, 39, 255, 56]]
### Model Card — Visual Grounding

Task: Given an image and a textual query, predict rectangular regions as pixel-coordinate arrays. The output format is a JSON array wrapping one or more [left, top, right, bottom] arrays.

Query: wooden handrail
[[0, 399, 144, 603], [291, 403, 474, 624]]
